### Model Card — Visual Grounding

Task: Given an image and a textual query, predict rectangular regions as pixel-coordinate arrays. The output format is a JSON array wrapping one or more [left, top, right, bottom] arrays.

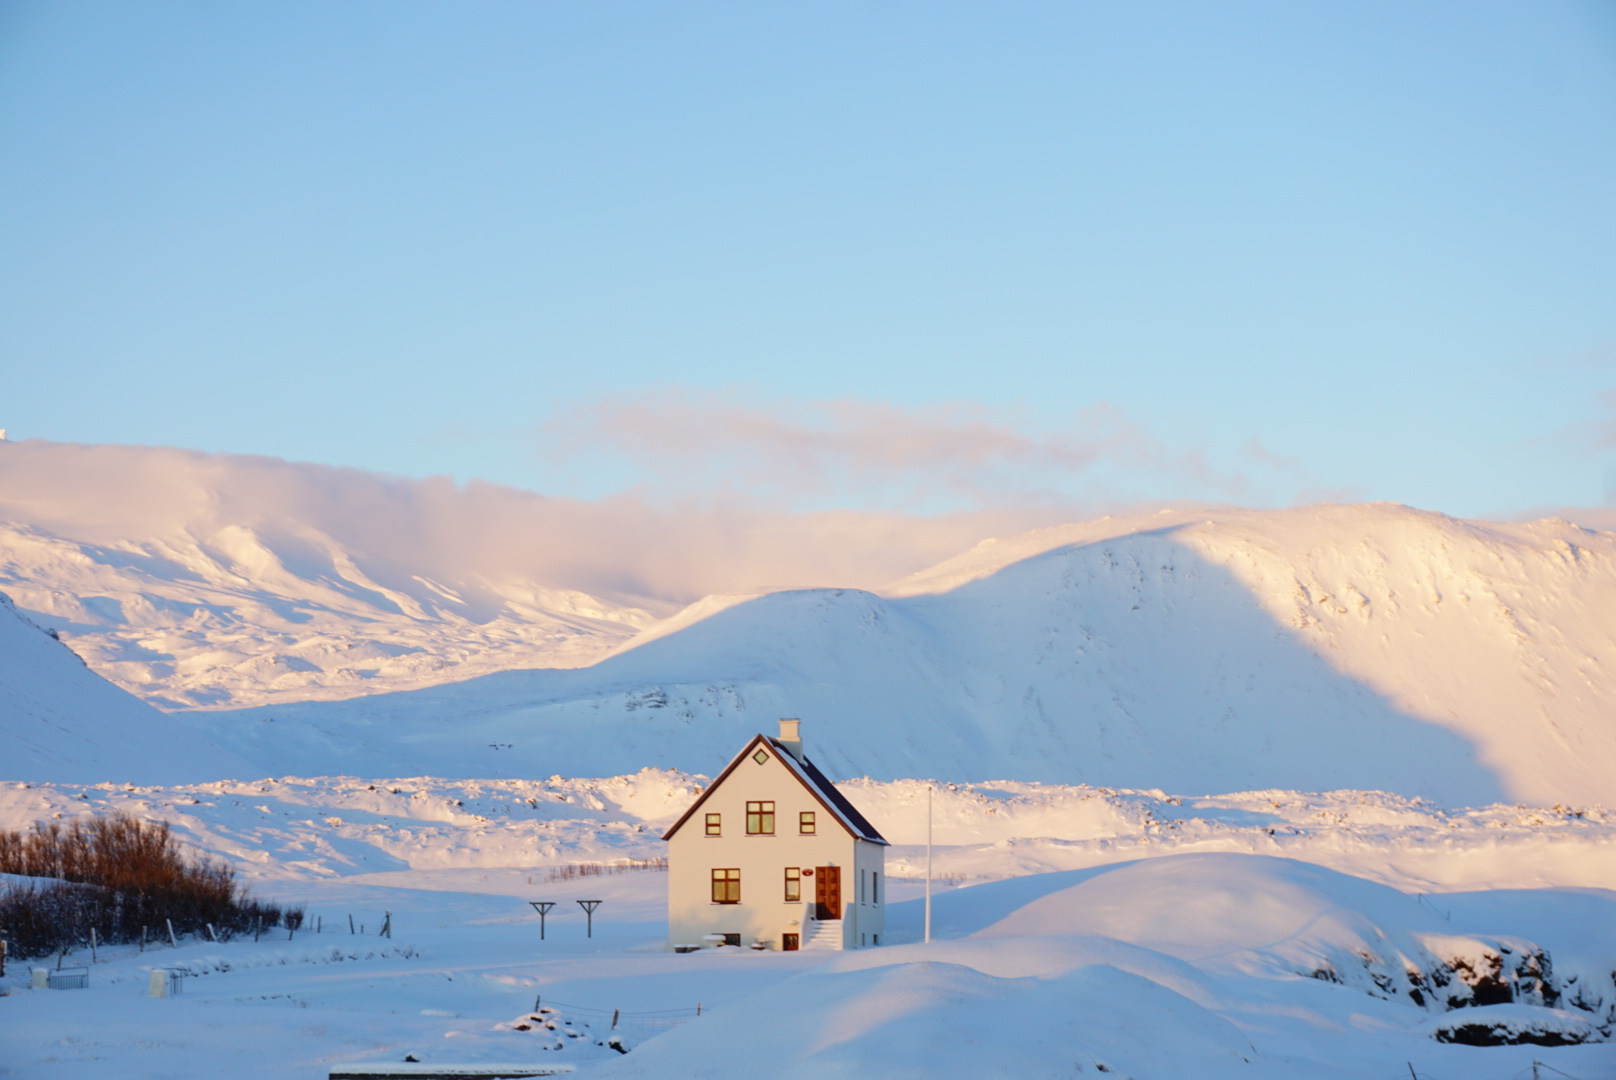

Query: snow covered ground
[[2, 774, 1613, 1079]]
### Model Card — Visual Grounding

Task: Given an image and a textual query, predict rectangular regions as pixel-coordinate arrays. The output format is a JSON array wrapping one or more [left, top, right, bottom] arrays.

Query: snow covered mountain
[[0, 591, 253, 784], [194, 504, 1616, 807], [0, 517, 662, 710], [0, 440, 680, 709], [3, 439, 1614, 804], [0, 439, 1035, 710]]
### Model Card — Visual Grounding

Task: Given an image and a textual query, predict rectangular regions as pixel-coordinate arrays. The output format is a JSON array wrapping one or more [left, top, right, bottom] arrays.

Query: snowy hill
[[194, 503, 1616, 806], [0, 591, 254, 783]]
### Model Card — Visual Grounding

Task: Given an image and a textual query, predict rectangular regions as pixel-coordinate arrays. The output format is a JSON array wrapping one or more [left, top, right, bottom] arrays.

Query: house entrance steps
[[801, 918, 843, 952]]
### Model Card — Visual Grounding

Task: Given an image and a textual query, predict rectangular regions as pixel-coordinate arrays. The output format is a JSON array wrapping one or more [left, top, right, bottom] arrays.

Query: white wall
[[667, 743, 885, 949]]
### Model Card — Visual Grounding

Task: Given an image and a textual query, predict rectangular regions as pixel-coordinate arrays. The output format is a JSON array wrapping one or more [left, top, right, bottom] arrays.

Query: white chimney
[[778, 718, 803, 762]]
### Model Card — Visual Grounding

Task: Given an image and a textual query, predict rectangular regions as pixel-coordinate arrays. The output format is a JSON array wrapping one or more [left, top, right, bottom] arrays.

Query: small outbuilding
[[663, 719, 888, 951]]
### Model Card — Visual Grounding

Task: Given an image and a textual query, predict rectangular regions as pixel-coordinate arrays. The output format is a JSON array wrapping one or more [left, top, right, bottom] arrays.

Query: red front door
[[815, 865, 841, 920]]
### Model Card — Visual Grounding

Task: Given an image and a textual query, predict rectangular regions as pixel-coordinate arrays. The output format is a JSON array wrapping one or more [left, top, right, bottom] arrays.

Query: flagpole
[[924, 783, 932, 944]]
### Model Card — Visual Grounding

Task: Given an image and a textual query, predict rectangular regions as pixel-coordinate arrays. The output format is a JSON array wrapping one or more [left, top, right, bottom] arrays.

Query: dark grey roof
[[661, 733, 889, 845], [766, 737, 888, 844]]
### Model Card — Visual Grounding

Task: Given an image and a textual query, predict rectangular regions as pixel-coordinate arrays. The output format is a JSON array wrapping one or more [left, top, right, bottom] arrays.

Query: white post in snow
[[924, 784, 932, 944]]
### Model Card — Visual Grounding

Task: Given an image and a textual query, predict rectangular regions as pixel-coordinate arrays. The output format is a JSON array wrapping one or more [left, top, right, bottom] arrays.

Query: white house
[[663, 719, 888, 951]]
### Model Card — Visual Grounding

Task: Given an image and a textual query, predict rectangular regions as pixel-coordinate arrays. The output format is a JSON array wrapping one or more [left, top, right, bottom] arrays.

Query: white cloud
[[0, 439, 1083, 601], [541, 388, 1250, 511]]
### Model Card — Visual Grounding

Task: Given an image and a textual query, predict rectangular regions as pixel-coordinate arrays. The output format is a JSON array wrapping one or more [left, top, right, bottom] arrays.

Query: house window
[[873, 871, 879, 905], [753, 748, 770, 765], [799, 811, 815, 834], [705, 813, 721, 836], [712, 868, 740, 904], [746, 801, 775, 835], [785, 867, 801, 902]]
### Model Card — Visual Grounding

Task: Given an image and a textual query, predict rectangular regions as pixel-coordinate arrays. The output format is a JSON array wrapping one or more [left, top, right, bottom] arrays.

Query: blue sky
[[2, 1, 1614, 518]]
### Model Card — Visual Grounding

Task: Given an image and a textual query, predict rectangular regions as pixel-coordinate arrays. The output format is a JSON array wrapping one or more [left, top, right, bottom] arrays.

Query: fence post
[[381, 912, 391, 939], [166, 919, 178, 947], [349, 914, 355, 935], [90, 928, 97, 964]]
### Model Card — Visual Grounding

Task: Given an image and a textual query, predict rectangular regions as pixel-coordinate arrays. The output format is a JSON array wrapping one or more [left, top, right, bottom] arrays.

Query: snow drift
[[597, 854, 1613, 1079]]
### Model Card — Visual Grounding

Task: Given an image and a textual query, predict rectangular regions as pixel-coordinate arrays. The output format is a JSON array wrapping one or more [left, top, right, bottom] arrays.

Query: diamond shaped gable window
[[753, 749, 770, 765]]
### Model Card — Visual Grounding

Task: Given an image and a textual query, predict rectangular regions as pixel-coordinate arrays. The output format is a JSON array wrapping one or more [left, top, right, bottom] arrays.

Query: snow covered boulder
[[1427, 1003, 1600, 1046]]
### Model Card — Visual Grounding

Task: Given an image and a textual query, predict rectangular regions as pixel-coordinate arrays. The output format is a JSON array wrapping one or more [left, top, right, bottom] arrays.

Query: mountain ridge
[[192, 503, 1616, 806], [3, 440, 1615, 804]]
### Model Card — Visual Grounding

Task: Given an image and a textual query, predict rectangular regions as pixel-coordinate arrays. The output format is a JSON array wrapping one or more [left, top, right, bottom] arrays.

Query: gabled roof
[[662, 733, 888, 845]]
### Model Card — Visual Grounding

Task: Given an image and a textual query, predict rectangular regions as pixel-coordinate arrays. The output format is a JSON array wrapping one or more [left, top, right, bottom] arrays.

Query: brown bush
[[0, 812, 302, 958]]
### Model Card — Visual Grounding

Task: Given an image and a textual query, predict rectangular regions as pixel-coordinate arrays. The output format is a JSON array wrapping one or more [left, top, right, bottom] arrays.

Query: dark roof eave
[[660, 733, 888, 845]]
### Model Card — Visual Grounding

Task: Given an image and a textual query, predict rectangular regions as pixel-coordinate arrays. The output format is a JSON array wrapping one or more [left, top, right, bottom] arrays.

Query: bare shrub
[[0, 812, 303, 958]]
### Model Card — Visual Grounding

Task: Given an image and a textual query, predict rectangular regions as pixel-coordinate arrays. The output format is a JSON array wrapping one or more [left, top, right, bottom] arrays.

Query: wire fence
[[1391, 1060, 1588, 1080], [886, 872, 981, 888], [538, 858, 667, 884], [529, 995, 700, 1044]]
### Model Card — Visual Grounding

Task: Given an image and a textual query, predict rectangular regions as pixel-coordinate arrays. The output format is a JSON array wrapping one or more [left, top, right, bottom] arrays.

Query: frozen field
[[2, 774, 1614, 1079]]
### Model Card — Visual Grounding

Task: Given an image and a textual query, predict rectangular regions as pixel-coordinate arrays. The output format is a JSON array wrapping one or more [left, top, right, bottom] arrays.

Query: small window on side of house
[[799, 811, 815, 834], [705, 813, 721, 836], [785, 867, 800, 902], [712, 868, 740, 903], [873, 870, 879, 905]]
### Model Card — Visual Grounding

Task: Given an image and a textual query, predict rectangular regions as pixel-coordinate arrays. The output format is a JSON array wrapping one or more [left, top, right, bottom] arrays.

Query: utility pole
[[924, 784, 933, 944], [529, 901, 557, 939], [577, 900, 603, 938]]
